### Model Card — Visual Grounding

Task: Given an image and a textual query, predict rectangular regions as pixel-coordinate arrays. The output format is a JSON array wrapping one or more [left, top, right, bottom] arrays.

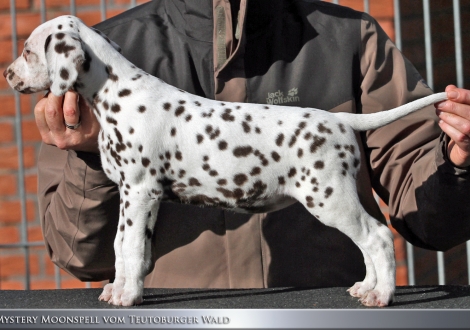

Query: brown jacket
[[38, 0, 470, 288]]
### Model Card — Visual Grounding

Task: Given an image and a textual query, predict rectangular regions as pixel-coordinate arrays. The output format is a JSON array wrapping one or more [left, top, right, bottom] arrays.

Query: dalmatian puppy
[[4, 16, 447, 307]]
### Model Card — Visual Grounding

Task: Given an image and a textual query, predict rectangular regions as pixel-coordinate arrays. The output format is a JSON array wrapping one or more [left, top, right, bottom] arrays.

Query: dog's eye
[[22, 49, 31, 60]]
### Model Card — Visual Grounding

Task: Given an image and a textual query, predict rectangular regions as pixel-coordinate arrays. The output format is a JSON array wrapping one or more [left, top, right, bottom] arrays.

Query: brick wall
[[0, 0, 462, 290]]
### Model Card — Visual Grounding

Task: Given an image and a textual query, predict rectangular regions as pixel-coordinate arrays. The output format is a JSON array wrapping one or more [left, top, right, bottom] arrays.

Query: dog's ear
[[90, 27, 122, 53], [44, 31, 85, 96]]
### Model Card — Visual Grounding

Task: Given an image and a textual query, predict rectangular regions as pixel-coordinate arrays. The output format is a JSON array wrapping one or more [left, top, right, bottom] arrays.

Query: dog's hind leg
[[291, 179, 395, 307], [347, 245, 377, 299]]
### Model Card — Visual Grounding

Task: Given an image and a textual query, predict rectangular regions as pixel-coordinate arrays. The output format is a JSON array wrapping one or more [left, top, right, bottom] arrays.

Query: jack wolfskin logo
[[267, 88, 300, 105]]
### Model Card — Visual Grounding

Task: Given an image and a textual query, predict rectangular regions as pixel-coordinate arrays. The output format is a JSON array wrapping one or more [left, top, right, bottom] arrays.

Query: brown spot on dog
[[242, 122, 251, 133], [318, 123, 332, 134], [250, 167, 261, 176], [218, 140, 228, 150], [111, 104, 121, 113], [233, 146, 253, 157], [221, 109, 235, 121], [118, 89, 132, 97], [60, 68, 69, 80], [271, 151, 281, 162], [175, 106, 185, 116], [163, 103, 171, 111], [275, 133, 284, 147], [288, 167, 297, 178], [324, 187, 333, 198], [141, 157, 150, 167], [310, 136, 326, 153], [217, 179, 227, 186], [233, 174, 248, 186], [314, 161, 324, 169], [189, 178, 202, 186]]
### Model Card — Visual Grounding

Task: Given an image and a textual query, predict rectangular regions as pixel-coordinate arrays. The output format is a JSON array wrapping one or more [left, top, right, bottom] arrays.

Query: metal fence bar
[[423, 0, 446, 286], [100, 0, 107, 22], [393, 0, 416, 286], [8, 0, 31, 291], [452, 0, 470, 284], [70, 0, 76, 17], [364, 0, 369, 14]]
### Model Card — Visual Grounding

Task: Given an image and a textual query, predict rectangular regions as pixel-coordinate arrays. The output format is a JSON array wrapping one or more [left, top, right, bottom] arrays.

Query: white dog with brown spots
[[4, 16, 447, 307]]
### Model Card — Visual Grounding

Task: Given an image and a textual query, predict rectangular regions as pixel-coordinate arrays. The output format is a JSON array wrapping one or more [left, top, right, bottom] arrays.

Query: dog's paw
[[120, 290, 143, 306], [347, 282, 367, 298], [347, 280, 376, 298], [359, 289, 394, 307], [98, 283, 113, 302]]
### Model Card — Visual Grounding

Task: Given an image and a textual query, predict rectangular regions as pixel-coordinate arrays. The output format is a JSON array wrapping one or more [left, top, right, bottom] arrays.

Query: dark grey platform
[[2, 285, 470, 309]]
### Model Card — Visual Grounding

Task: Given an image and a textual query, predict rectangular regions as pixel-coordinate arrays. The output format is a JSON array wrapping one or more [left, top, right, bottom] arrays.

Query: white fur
[[4, 16, 448, 307]]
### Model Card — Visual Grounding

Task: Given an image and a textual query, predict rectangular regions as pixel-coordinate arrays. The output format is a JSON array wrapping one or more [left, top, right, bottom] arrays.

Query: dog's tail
[[334, 92, 447, 131]]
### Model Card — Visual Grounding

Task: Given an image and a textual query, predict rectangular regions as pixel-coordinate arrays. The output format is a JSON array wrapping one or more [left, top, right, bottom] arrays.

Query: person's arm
[[360, 14, 470, 251], [36, 93, 119, 281]]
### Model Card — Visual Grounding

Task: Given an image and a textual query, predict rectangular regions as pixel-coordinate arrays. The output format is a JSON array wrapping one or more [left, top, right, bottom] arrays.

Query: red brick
[[0, 121, 14, 142], [0, 174, 16, 195], [394, 235, 406, 261], [27, 226, 43, 243], [0, 13, 42, 39], [34, 0, 100, 8], [60, 278, 88, 289], [0, 145, 36, 170], [22, 119, 42, 142], [0, 40, 13, 65], [25, 173, 38, 194], [0, 280, 24, 290], [0, 199, 36, 223], [0, 94, 33, 116], [396, 264, 408, 286], [0, 0, 30, 10], [114, 0, 149, 5], [30, 280, 57, 290], [0, 254, 39, 277], [377, 19, 395, 41], [0, 226, 19, 244]]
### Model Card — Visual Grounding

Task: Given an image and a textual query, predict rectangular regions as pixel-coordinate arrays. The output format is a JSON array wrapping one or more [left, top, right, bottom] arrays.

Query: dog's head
[[3, 15, 120, 96]]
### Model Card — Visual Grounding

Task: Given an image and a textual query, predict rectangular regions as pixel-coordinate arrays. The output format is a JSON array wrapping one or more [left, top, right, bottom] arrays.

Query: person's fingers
[[63, 91, 81, 128], [34, 96, 51, 139], [44, 93, 65, 133]]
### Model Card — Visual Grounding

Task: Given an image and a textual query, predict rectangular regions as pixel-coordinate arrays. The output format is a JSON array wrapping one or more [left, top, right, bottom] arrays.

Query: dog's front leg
[[98, 196, 129, 305], [102, 190, 160, 306]]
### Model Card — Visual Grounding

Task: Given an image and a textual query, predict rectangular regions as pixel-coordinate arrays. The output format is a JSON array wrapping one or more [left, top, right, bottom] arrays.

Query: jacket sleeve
[[38, 143, 120, 281], [360, 14, 470, 251]]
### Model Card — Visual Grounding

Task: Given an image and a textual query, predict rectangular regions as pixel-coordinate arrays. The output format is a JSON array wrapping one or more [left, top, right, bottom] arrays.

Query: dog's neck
[[71, 23, 172, 127]]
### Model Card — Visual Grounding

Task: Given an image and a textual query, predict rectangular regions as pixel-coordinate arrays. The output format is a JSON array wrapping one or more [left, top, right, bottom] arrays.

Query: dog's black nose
[[3, 69, 7, 79]]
